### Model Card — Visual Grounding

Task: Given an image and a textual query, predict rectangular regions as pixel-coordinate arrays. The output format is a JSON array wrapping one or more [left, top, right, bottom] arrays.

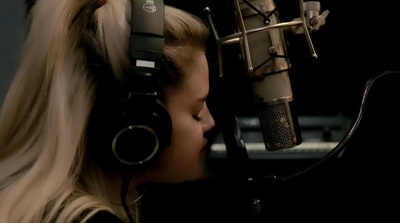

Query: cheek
[[148, 114, 206, 183], [170, 116, 204, 153]]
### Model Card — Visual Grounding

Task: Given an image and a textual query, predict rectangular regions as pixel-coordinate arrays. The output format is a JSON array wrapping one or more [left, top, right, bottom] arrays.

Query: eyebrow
[[197, 93, 209, 102], [193, 94, 208, 110]]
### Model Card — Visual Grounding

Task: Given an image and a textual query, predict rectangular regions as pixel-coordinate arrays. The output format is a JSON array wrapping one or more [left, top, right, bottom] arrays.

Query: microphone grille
[[257, 101, 302, 151]]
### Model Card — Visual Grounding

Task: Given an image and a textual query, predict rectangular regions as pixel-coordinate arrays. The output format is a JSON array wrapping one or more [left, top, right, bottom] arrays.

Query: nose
[[202, 103, 215, 133]]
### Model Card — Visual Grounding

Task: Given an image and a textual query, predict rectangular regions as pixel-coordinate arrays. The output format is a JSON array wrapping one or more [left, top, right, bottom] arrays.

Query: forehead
[[162, 52, 209, 103], [183, 53, 209, 95]]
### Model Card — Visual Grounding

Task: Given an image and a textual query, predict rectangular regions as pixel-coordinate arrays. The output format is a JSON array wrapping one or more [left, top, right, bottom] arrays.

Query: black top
[[84, 211, 124, 223]]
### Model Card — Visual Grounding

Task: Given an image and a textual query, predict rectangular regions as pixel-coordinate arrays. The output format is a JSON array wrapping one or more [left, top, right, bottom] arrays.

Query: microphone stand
[[205, 5, 266, 222], [211, 75, 264, 223]]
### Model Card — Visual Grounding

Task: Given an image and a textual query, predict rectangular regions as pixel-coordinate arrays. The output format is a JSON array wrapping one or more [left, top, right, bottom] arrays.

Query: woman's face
[[147, 52, 215, 183]]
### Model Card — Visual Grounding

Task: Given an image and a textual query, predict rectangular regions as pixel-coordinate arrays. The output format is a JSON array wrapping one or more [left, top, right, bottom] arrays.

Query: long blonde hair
[[0, 0, 209, 222]]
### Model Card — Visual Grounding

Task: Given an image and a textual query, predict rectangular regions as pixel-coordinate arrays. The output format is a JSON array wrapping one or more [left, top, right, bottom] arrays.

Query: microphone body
[[236, 0, 302, 150]]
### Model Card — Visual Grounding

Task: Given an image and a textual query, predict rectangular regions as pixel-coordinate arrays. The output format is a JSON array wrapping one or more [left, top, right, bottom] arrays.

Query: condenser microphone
[[235, 0, 302, 151], [206, 0, 328, 151]]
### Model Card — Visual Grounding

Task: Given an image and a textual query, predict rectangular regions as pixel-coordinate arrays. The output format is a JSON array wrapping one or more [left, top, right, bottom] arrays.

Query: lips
[[199, 138, 209, 155], [202, 138, 208, 148]]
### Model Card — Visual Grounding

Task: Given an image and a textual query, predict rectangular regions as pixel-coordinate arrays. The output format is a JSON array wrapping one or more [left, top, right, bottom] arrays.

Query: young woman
[[0, 0, 214, 222]]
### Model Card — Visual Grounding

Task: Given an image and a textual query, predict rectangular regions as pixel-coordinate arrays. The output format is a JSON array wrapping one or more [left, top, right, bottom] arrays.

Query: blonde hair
[[0, 0, 209, 222]]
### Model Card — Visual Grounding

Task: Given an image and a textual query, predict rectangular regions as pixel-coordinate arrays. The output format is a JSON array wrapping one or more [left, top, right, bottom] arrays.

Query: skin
[[146, 52, 215, 183]]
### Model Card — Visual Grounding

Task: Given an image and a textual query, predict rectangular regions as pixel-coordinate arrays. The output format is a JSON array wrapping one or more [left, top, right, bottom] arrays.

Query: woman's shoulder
[[84, 210, 124, 223]]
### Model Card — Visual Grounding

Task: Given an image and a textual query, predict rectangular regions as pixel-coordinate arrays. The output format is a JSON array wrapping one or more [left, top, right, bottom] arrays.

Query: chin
[[173, 170, 205, 184], [148, 161, 205, 183]]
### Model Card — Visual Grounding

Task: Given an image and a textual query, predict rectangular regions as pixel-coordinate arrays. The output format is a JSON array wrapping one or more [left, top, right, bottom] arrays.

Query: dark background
[[146, 1, 400, 222], [8, 0, 400, 222]]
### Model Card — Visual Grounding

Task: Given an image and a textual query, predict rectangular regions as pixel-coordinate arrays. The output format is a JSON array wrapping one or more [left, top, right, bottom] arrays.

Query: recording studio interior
[[1, 0, 399, 222]]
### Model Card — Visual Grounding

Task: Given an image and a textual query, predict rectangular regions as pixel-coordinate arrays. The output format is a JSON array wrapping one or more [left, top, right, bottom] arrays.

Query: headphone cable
[[120, 171, 135, 223]]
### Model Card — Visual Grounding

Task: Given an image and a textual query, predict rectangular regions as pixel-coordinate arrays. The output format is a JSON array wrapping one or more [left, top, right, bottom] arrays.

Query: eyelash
[[193, 115, 202, 122]]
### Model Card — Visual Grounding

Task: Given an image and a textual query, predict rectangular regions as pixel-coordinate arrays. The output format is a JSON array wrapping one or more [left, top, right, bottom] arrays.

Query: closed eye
[[193, 115, 202, 121]]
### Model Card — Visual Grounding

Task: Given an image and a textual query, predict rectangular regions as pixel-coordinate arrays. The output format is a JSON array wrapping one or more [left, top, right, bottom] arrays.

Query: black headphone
[[88, 0, 172, 170], [111, 0, 171, 167]]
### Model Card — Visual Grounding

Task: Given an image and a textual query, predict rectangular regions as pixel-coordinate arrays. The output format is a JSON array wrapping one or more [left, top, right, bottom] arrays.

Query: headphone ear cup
[[111, 99, 172, 167]]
